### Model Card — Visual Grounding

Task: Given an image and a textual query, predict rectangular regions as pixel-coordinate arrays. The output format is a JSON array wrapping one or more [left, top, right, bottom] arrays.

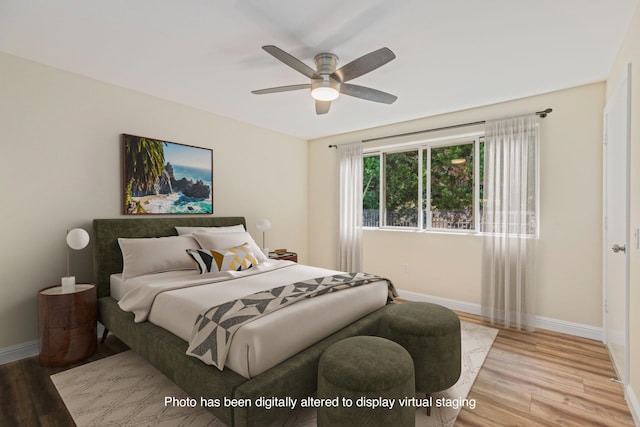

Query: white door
[[603, 63, 631, 385]]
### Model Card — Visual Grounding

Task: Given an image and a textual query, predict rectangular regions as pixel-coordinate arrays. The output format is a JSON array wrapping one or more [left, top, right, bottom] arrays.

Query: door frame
[[602, 62, 631, 386]]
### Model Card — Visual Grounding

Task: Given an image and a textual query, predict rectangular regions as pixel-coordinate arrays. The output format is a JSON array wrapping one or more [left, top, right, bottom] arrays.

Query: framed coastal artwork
[[122, 134, 213, 215]]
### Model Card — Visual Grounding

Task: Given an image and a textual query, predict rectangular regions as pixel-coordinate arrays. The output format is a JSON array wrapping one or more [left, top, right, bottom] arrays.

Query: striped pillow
[[186, 244, 258, 274]]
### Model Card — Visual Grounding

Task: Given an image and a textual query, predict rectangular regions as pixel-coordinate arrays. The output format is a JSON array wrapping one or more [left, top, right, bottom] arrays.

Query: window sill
[[363, 226, 481, 237], [363, 227, 537, 239]]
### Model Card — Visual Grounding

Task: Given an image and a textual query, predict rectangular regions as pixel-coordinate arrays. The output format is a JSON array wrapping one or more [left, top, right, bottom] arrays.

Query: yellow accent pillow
[[187, 243, 258, 274]]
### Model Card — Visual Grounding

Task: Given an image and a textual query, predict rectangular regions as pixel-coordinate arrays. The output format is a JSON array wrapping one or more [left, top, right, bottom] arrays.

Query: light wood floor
[[0, 313, 635, 426], [456, 311, 635, 426]]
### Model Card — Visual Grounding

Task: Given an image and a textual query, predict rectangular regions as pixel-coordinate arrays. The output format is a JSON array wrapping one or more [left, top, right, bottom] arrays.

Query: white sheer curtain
[[481, 115, 539, 331], [337, 142, 363, 272]]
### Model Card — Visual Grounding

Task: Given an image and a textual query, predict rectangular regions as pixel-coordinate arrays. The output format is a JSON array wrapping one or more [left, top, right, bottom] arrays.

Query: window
[[363, 135, 483, 232]]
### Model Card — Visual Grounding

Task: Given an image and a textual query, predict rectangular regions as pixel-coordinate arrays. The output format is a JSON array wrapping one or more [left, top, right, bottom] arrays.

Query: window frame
[[363, 132, 484, 234]]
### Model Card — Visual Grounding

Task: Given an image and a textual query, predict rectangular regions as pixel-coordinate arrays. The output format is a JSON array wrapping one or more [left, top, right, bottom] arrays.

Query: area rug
[[51, 321, 497, 427]]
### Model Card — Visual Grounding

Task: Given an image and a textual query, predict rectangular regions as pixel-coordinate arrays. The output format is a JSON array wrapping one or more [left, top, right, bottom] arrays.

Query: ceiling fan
[[251, 45, 397, 115]]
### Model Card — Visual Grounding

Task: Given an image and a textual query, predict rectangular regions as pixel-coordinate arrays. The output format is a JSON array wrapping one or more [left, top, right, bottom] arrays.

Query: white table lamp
[[255, 219, 271, 255], [63, 228, 90, 293]]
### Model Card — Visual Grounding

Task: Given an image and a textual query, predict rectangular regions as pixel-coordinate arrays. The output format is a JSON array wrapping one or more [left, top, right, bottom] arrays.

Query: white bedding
[[110, 270, 201, 302], [114, 260, 388, 378]]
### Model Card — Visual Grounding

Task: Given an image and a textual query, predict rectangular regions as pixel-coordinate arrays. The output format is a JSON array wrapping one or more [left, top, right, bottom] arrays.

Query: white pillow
[[192, 231, 268, 263], [175, 225, 245, 235], [118, 235, 201, 279]]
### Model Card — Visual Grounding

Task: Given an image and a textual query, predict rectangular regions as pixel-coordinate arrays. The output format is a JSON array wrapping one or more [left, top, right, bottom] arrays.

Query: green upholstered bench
[[317, 336, 415, 427], [379, 302, 461, 414]]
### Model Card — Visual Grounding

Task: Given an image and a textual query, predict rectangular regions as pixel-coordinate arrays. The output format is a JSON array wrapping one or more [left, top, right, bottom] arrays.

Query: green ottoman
[[317, 336, 415, 427], [380, 302, 461, 413]]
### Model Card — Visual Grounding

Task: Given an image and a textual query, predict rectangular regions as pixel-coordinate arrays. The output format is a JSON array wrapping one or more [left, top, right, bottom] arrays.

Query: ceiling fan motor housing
[[314, 53, 339, 77]]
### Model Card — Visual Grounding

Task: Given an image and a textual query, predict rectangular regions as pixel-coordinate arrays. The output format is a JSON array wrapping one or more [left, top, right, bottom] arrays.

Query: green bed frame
[[93, 217, 389, 427]]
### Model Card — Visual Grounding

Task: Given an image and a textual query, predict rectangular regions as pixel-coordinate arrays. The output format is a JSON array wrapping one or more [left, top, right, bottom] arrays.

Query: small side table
[[269, 251, 298, 262], [38, 283, 97, 367]]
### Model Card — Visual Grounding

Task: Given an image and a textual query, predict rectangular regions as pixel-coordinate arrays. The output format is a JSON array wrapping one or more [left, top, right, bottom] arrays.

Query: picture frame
[[122, 134, 213, 215]]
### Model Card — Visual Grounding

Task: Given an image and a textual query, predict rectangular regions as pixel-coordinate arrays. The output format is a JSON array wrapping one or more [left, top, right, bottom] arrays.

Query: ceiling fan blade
[[316, 100, 331, 115], [251, 84, 310, 95], [341, 83, 397, 104], [332, 47, 396, 82], [262, 45, 319, 79]]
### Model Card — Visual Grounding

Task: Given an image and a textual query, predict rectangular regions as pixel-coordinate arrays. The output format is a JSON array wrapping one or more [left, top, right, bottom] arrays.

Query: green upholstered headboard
[[93, 217, 246, 298]]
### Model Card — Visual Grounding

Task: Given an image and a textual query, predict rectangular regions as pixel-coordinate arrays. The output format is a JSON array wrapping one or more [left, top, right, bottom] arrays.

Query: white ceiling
[[0, 0, 637, 140]]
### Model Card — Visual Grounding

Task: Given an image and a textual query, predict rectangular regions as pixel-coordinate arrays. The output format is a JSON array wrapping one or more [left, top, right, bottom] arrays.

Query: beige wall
[[309, 82, 605, 328], [0, 52, 308, 350], [607, 2, 640, 420]]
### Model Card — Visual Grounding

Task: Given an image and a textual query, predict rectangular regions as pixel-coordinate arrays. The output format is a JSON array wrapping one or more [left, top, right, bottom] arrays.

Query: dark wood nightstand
[[38, 284, 97, 367], [269, 251, 298, 262]]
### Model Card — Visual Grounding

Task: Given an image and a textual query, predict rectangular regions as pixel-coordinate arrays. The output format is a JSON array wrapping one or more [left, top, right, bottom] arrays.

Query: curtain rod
[[328, 108, 552, 148]]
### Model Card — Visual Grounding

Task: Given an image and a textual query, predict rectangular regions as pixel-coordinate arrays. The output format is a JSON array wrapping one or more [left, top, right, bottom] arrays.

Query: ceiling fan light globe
[[311, 80, 340, 101], [312, 87, 339, 101]]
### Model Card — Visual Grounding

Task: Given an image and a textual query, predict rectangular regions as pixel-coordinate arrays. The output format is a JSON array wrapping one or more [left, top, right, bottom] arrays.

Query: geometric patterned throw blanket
[[186, 272, 397, 369]]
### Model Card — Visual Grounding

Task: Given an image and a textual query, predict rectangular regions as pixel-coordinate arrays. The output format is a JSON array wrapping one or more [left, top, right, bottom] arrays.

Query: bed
[[93, 217, 393, 427]]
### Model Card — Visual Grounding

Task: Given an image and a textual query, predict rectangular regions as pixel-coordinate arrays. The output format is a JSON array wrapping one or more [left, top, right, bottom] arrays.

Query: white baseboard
[[398, 289, 482, 316], [0, 340, 39, 365], [0, 323, 106, 366], [533, 314, 602, 341], [627, 384, 640, 426], [397, 289, 603, 341]]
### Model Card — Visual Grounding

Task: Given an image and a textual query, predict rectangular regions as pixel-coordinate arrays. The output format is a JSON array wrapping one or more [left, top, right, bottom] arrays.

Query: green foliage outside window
[[363, 156, 380, 210], [385, 151, 419, 226], [428, 144, 474, 210], [428, 143, 476, 229]]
